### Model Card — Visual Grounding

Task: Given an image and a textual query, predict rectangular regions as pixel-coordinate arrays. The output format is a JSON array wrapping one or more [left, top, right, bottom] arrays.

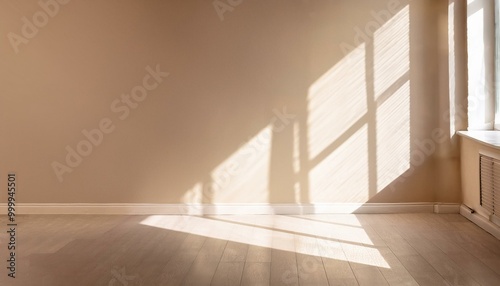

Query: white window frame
[[495, 0, 500, 129]]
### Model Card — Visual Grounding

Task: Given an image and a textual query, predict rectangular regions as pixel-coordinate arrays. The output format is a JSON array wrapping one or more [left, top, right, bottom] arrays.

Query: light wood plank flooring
[[0, 213, 499, 285]]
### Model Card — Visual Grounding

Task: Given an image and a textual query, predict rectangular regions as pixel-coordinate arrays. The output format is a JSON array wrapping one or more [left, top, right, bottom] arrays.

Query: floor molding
[[460, 204, 500, 240], [0, 203, 460, 215], [433, 203, 462, 214]]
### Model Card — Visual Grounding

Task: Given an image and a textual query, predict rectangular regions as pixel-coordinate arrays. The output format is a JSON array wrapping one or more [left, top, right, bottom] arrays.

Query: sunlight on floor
[[140, 215, 390, 269]]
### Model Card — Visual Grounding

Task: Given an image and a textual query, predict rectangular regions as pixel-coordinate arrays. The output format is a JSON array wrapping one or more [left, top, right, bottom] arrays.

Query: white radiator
[[479, 154, 500, 226]]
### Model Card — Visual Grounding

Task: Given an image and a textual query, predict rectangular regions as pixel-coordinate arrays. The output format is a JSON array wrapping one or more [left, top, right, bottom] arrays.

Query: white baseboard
[[460, 204, 500, 240], [0, 203, 460, 215], [433, 203, 462, 214]]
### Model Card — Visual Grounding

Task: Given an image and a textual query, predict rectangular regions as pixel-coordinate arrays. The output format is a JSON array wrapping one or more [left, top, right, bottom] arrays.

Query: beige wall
[[460, 138, 479, 211], [0, 0, 461, 204]]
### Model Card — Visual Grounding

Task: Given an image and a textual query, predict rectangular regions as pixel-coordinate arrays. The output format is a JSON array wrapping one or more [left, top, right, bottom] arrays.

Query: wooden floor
[[0, 213, 499, 286]]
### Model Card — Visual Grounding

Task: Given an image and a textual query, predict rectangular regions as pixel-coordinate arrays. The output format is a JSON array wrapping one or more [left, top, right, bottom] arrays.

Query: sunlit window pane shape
[[307, 45, 367, 160], [309, 124, 369, 203], [376, 81, 411, 191], [373, 5, 410, 99]]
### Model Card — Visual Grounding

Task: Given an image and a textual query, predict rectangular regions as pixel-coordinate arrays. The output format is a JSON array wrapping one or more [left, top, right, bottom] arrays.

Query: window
[[467, 0, 496, 130]]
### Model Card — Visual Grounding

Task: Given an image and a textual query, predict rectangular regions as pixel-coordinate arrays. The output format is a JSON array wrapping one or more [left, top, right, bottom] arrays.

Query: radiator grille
[[480, 154, 500, 222]]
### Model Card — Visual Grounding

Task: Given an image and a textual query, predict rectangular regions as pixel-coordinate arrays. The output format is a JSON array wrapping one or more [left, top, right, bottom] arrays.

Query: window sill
[[457, 130, 500, 150]]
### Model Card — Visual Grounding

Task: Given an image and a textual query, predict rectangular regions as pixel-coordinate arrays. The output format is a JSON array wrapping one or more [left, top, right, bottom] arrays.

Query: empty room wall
[[0, 0, 460, 205]]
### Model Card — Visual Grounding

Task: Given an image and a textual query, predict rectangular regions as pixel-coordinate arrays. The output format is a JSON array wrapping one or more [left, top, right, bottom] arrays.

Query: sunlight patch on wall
[[307, 44, 367, 160], [183, 183, 203, 203], [309, 124, 369, 203], [373, 5, 410, 99], [209, 126, 272, 203], [376, 82, 410, 191], [373, 4, 410, 192], [293, 120, 301, 174], [293, 120, 302, 203]]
